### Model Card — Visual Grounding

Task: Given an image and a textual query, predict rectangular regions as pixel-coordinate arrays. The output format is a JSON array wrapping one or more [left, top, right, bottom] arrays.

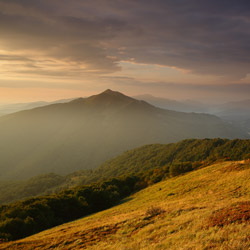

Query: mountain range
[[134, 94, 210, 113], [0, 89, 248, 180], [1, 94, 250, 133], [0, 98, 75, 117], [134, 94, 250, 133]]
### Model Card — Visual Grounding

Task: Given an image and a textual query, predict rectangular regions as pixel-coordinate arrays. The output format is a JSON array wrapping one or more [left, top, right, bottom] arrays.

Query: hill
[[0, 90, 247, 180], [216, 99, 250, 117], [90, 138, 250, 182], [135, 94, 250, 134], [134, 94, 209, 113], [1, 160, 250, 249], [214, 99, 250, 133], [1, 138, 250, 205], [0, 98, 75, 117]]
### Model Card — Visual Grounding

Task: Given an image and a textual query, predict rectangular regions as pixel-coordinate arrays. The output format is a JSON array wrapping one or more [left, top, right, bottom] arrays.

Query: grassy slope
[[1, 160, 250, 249]]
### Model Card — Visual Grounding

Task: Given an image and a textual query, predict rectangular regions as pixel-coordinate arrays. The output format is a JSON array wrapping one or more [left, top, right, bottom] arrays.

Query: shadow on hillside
[[73, 197, 134, 222], [118, 197, 134, 205]]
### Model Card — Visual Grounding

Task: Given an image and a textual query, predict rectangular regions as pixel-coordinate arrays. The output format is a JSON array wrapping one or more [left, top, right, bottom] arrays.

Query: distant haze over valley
[[134, 95, 250, 133], [0, 89, 248, 180], [1, 93, 250, 133]]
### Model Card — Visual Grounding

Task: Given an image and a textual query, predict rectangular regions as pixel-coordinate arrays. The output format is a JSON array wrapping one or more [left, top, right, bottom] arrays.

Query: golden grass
[[1, 161, 250, 249]]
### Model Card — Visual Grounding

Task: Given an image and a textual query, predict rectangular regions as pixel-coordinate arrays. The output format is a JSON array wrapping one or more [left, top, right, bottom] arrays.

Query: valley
[[0, 90, 246, 181]]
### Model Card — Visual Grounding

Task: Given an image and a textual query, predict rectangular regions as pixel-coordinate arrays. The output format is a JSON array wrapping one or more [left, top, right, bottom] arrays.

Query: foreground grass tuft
[[145, 206, 166, 218]]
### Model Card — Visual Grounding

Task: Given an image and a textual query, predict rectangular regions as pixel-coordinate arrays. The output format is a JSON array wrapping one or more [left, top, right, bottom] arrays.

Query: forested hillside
[[1, 138, 250, 205], [83, 138, 250, 184]]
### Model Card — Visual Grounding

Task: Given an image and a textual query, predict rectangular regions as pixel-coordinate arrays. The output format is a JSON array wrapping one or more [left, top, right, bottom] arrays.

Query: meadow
[[1, 160, 250, 249]]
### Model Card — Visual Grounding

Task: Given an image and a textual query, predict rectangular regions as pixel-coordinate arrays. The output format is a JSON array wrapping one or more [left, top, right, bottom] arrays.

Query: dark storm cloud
[[1, 0, 250, 78]]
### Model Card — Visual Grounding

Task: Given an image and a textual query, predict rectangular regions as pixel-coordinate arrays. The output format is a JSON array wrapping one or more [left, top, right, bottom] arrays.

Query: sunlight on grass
[[1, 161, 250, 249]]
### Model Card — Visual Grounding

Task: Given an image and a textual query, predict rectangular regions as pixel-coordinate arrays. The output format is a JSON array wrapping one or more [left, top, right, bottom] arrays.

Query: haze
[[1, 1, 250, 103]]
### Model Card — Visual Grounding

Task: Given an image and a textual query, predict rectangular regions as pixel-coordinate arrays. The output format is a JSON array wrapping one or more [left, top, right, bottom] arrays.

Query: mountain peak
[[103, 89, 114, 94], [68, 90, 138, 109], [85, 89, 134, 106], [65, 90, 157, 113], [101, 89, 125, 97]]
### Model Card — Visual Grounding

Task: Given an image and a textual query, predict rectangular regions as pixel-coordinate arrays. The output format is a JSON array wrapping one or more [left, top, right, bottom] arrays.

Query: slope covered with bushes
[[2, 160, 250, 249], [86, 138, 250, 183], [0, 159, 202, 242]]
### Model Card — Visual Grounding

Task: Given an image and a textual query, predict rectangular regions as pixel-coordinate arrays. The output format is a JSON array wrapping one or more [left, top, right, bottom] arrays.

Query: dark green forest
[[91, 138, 250, 182]]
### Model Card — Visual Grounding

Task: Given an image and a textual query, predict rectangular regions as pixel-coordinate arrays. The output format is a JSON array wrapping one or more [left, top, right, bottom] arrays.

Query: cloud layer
[[1, 0, 250, 80]]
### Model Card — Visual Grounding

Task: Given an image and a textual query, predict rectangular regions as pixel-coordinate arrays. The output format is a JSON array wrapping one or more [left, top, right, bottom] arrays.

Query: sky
[[1, 0, 250, 103]]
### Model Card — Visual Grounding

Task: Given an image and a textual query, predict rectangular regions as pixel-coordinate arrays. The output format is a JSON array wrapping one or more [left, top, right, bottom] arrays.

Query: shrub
[[208, 201, 250, 227], [169, 162, 193, 177], [145, 206, 165, 217]]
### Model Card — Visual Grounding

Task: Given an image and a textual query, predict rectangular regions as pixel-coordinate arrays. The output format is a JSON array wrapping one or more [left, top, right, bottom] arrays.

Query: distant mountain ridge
[[134, 94, 250, 133], [0, 98, 76, 116], [134, 94, 210, 113], [0, 89, 248, 180], [213, 99, 250, 132]]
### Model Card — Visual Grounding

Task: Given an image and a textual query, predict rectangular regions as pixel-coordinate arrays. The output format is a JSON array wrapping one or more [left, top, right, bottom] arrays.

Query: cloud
[[0, 0, 250, 79], [103, 75, 250, 102]]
